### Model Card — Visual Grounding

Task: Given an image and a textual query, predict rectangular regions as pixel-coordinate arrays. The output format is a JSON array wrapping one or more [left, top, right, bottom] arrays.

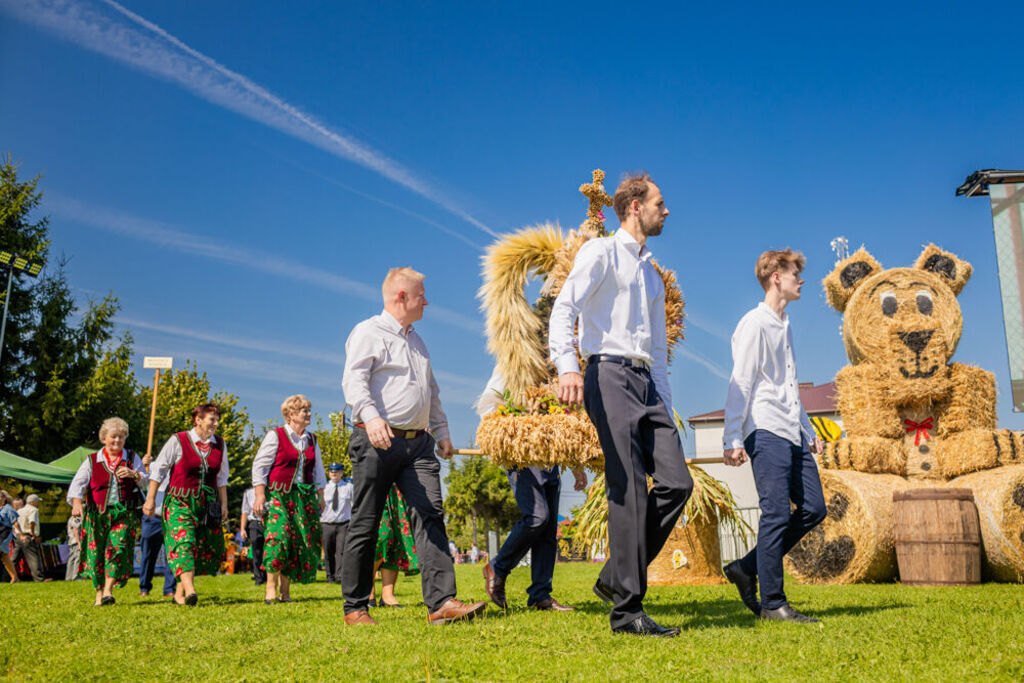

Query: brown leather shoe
[[482, 562, 507, 609], [344, 610, 378, 625], [427, 598, 487, 625], [532, 597, 576, 612]]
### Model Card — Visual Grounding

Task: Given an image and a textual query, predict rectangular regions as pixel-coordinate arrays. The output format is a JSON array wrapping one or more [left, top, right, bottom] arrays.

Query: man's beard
[[639, 215, 663, 237]]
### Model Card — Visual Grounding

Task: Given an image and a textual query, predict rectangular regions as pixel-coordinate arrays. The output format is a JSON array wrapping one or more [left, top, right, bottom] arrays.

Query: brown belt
[[354, 423, 426, 439]]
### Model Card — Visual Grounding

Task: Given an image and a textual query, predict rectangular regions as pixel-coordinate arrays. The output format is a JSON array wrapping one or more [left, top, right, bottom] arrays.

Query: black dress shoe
[[184, 593, 198, 607], [100, 595, 116, 606], [378, 601, 405, 608], [592, 579, 614, 604], [531, 597, 575, 612], [612, 614, 681, 637], [723, 560, 760, 616], [760, 604, 819, 624], [483, 562, 507, 609]]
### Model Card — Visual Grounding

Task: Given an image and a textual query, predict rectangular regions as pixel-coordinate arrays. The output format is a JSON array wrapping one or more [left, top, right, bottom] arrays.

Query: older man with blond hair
[[340, 267, 485, 626]]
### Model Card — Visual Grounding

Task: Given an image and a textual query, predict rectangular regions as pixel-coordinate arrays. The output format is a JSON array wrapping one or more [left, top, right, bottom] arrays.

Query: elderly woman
[[67, 417, 148, 605], [144, 402, 229, 606], [251, 394, 326, 603]]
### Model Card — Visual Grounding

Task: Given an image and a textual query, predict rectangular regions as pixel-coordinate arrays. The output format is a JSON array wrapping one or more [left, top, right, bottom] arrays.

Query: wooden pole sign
[[143, 356, 174, 472]]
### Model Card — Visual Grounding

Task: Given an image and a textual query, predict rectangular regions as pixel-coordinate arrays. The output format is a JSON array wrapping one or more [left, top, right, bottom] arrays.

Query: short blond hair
[[382, 267, 425, 298], [281, 394, 312, 420], [99, 417, 129, 441], [755, 248, 806, 291]]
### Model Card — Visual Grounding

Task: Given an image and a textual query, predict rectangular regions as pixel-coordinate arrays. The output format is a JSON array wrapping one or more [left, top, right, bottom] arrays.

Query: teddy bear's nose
[[898, 329, 933, 354]]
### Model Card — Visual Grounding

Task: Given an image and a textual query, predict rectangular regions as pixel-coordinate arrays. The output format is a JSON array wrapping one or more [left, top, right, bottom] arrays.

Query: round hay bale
[[946, 464, 1024, 582], [648, 512, 726, 586], [475, 412, 604, 470], [785, 470, 915, 584]]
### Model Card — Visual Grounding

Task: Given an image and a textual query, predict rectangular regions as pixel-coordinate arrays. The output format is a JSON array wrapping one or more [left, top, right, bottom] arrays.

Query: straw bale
[[822, 247, 882, 313], [648, 511, 726, 586], [946, 465, 1024, 582], [936, 428, 1024, 479], [478, 223, 564, 402], [786, 470, 916, 584], [938, 363, 997, 434], [475, 412, 604, 470], [821, 436, 906, 476], [913, 243, 972, 295]]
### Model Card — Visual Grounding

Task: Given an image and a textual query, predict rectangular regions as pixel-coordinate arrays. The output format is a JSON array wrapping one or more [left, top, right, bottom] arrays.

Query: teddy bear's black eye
[[880, 292, 898, 317], [916, 290, 933, 315]]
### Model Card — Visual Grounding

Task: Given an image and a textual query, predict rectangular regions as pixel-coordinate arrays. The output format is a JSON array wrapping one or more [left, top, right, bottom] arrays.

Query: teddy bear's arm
[[938, 363, 997, 435], [834, 364, 903, 439]]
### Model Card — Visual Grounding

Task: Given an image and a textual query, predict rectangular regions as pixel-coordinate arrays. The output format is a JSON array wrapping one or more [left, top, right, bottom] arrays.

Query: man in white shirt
[[550, 173, 693, 638], [340, 266, 486, 626], [722, 248, 826, 624], [320, 463, 353, 584], [12, 494, 45, 581], [239, 487, 266, 586]]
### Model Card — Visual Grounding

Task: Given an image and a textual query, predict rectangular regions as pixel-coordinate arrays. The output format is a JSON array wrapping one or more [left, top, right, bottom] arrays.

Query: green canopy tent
[[47, 446, 95, 473], [0, 448, 74, 484]]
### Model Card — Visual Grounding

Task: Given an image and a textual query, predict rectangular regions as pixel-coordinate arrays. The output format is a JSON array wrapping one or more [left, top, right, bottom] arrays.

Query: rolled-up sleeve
[[312, 439, 327, 487], [342, 322, 381, 423], [150, 436, 182, 485], [66, 458, 93, 504], [251, 431, 279, 486], [550, 241, 607, 375], [217, 446, 230, 488]]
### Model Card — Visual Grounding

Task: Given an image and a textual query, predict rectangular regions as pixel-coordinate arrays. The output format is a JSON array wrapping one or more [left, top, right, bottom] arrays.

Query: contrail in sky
[[1, 0, 498, 240], [50, 193, 483, 335], [675, 346, 729, 380]]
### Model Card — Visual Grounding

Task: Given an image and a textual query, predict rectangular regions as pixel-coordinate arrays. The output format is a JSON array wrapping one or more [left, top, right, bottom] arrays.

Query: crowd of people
[[3, 173, 827, 637]]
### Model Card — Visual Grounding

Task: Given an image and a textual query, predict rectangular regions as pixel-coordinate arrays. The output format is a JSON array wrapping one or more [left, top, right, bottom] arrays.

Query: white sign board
[[143, 356, 174, 369]]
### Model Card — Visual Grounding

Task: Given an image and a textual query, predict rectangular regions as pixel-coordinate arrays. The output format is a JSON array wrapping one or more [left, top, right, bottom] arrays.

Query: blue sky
[[2, 1, 1023, 512]]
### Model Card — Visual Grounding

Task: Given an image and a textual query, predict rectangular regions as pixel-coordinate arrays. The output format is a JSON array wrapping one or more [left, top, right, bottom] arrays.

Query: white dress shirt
[[342, 310, 450, 442], [241, 487, 261, 522], [251, 425, 327, 487], [723, 302, 815, 449], [149, 429, 231, 488], [320, 479, 353, 524], [66, 449, 148, 506], [549, 229, 672, 411]]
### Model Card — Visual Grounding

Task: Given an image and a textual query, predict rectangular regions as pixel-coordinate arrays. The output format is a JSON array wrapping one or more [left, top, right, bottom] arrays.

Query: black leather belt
[[354, 423, 426, 439], [588, 354, 651, 370]]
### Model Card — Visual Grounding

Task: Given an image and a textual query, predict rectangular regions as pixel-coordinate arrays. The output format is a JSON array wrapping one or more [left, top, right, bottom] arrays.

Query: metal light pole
[[0, 251, 44, 370]]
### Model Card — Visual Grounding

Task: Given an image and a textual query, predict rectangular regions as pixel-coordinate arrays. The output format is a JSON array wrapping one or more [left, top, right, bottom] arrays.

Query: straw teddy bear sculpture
[[784, 245, 1024, 583]]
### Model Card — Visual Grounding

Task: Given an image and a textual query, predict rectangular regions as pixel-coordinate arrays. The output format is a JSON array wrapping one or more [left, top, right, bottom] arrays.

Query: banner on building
[[989, 183, 1024, 412]]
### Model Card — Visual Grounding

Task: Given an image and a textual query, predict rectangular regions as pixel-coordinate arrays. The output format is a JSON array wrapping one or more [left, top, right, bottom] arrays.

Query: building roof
[[687, 382, 837, 423]]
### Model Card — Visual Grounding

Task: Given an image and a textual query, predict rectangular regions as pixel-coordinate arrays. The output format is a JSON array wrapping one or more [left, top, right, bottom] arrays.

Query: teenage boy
[[722, 248, 826, 624]]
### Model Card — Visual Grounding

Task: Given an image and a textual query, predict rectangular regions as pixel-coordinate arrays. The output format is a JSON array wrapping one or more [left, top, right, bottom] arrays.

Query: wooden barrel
[[893, 488, 982, 586]]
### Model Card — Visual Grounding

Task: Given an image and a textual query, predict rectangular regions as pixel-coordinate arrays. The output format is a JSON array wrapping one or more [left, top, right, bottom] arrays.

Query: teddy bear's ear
[[823, 248, 882, 312], [913, 244, 972, 295]]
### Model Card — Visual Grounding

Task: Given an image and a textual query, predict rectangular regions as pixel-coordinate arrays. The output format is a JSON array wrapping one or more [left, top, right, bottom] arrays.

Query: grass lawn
[[6, 562, 1023, 681]]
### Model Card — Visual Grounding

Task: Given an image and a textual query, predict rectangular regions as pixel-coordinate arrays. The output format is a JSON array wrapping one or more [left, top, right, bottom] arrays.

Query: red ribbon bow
[[904, 417, 933, 446]]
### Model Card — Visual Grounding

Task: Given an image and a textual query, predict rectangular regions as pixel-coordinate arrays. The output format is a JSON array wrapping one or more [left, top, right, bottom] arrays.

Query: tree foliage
[[443, 456, 519, 549], [313, 410, 352, 477]]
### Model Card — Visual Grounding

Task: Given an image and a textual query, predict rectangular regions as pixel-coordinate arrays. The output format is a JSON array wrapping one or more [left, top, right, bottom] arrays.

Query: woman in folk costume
[[144, 402, 230, 606], [251, 394, 326, 604], [67, 417, 148, 606]]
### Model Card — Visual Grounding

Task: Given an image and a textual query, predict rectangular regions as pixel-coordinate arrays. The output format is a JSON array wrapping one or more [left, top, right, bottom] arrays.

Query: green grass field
[[6, 563, 1023, 681]]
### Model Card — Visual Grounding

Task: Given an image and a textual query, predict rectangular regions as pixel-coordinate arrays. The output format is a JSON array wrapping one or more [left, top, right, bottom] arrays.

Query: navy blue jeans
[[738, 430, 826, 610], [491, 467, 561, 605], [138, 514, 176, 594]]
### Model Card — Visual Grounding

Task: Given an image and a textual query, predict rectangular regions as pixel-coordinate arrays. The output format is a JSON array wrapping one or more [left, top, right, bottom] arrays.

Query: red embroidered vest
[[267, 427, 317, 492], [167, 432, 224, 497], [88, 449, 138, 513]]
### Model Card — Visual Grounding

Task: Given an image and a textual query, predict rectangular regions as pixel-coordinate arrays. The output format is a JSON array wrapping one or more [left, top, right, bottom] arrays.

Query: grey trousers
[[584, 359, 694, 629], [322, 521, 348, 583], [65, 544, 81, 581], [341, 428, 456, 613]]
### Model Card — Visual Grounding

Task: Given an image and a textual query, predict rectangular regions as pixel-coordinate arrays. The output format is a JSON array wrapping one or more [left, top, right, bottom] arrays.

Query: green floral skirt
[[80, 504, 139, 590], [262, 483, 321, 582], [377, 486, 419, 575], [162, 494, 224, 578]]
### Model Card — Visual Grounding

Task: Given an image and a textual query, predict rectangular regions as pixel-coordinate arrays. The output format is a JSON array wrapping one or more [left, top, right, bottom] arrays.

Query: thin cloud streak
[[3, 0, 497, 240], [675, 346, 730, 380], [118, 315, 485, 389], [51, 193, 482, 334]]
